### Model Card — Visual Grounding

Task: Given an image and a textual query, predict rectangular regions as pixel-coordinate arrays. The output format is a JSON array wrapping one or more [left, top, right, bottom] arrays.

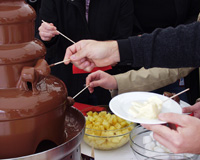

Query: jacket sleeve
[[111, 67, 194, 97], [117, 21, 200, 68]]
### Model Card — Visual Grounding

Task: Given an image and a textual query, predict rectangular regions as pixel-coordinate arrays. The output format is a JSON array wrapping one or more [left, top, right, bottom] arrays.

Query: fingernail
[[80, 59, 85, 63], [71, 55, 76, 60]]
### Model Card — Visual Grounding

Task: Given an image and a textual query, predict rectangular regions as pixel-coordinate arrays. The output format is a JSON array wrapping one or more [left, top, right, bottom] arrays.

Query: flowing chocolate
[[17, 59, 51, 94]]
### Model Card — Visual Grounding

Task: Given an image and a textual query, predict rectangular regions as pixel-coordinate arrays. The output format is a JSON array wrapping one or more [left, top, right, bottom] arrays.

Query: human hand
[[39, 21, 59, 41], [182, 102, 200, 118], [64, 40, 120, 72], [142, 113, 200, 154], [86, 70, 118, 93]]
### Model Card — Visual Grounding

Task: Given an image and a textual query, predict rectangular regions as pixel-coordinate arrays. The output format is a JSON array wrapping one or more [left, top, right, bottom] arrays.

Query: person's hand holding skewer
[[39, 21, 59, 41]]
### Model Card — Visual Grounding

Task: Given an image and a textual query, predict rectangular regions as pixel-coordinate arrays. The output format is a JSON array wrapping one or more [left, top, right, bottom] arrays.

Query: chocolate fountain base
[[5, 106, 85, 160]]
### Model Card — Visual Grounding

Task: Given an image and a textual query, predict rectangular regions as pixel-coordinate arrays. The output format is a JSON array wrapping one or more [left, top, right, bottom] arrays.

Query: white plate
[[109, 92, 182, 124], [180, 100, 190, 108]]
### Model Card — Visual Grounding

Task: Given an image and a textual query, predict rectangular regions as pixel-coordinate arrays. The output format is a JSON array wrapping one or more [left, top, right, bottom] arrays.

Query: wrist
[[110, 41, 120, 64]]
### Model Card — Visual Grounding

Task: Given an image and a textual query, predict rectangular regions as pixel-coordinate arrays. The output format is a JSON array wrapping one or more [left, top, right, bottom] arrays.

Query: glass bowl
[[145, 155, 193, 160], [82, 106, 136, 150], [130, 125, 199, 160]]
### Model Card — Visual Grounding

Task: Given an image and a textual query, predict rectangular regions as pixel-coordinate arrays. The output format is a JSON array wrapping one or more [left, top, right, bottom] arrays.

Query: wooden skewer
[[73, 85, 89, 99], [42, 20, 75, 44], [42, 20, 89, 99], [41, 20, 76, 67], [163, 88, 190, 103], [49, 59, 70, 67], [57, 31, 75, 44]]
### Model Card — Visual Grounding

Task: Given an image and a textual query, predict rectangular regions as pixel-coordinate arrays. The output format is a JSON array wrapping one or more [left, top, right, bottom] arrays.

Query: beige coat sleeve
[[111, 67, 195, 97]]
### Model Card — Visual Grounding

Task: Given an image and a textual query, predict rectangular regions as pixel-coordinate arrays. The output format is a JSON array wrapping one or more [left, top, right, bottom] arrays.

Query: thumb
[[182, 102, 200, 113], [182, 106, 193, 114]]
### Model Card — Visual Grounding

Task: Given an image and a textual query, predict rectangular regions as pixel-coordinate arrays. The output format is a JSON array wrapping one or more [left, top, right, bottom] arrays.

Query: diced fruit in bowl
[[83, 110, 136, 150]]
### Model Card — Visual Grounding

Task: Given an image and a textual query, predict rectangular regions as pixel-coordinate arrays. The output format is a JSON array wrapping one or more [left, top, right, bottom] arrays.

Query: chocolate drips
[[17, 59, 51, 94]]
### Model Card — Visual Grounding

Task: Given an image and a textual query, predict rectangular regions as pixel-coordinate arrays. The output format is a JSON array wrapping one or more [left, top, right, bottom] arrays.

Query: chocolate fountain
[[0, 0, 85, 159]]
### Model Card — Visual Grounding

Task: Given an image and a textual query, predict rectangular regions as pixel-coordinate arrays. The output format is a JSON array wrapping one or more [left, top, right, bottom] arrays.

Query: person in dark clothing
[[37, 0, 134, 105], [132, 0, 200, 35], [131, 0, 200, 104]]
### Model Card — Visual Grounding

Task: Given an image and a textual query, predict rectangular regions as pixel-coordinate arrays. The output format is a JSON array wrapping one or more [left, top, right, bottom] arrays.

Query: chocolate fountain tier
[[0, 0, 35, 44], [0, 39, 46, 88], [0, 76, 67, 121]]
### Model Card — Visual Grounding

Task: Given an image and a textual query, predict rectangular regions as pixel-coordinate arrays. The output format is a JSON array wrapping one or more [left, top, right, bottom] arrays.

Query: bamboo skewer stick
[[49, 59, 70, 67], [42, 20, 75, 44], [57, 31, 75, 44], [42, 20, 89, 99], [163, 88, 190, 103], [73, 85, 89, 99], [42, 20, 75, 67]]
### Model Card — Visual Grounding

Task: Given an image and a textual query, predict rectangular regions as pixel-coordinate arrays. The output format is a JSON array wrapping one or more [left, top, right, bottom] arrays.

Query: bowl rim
[[145, 154, 193, 160]]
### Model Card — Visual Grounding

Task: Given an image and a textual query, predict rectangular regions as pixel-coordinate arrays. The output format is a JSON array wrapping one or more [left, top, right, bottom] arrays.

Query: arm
[[118, 22, 200, 68], [113, 67, 194, 95], [64, 22, 200, 70], [111, 67, 194, 96]]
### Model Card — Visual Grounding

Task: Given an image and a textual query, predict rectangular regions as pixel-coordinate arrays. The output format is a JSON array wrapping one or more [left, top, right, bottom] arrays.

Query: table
[[81, 140, 137, 160]]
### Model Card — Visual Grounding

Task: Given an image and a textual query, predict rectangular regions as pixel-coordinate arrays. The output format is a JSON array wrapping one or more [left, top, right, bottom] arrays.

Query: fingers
[[64, 41, 84, 64], [39, 22, 58, 41], [64, 40, 96, 71], [153, 131, 179, 153], [182, 106, 193, 114], [72, 59, 95, 72], [141, 124, 179, 151], [86, 71, 102, 93], [64, 45, 77, 64], [141, 124, 172, 137], [158, 113, 192, 127], [182, 102, 200, 113]]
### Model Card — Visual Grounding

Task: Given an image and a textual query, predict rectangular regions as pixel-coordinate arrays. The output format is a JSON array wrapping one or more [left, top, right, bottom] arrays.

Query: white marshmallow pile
[[129, 96, 162, 119], [143, 131, 171, 154]]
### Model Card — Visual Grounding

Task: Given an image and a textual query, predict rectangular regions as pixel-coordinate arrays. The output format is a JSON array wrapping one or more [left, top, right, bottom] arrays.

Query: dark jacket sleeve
[[117, 21, 200, 69]]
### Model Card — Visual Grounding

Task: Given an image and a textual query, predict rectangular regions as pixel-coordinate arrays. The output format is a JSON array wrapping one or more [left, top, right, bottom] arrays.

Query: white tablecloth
[[81, 140, 137, 160]]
